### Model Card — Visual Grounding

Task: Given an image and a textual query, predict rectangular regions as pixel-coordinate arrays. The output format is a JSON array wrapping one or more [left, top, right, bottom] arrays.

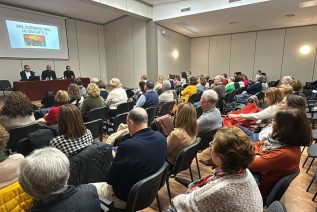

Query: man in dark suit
[[41, 65, 57, 80], [20, 65, 35, 80], [63, 65, 76, 79], [91, 108, 167, 208]]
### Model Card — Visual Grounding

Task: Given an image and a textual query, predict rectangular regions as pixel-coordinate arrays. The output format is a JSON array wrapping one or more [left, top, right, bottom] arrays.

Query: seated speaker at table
[[20, 65, 35, 80], [41, 65, 57, 80], [63, 65, 75, 79]]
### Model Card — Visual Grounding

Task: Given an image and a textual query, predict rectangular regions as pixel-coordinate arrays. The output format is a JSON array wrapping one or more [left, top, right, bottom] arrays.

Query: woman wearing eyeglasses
[[171, 127, 262, 212]]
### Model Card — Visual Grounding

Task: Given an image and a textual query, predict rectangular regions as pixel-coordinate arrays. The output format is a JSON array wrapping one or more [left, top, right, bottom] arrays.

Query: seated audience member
[[225, 77, 235, 92], [63, 65, 75, 79], [210, 75, 226, 99], [197, 90, 222, 134], [249, 108, 311, 197], [280, 75, 293, 85], [181, 76, 198, 102], [74, 78, 87, 97], [0, 125, 24, 189], [0, 92, 35, 129], [235, 74, 245, 88], [243, 74, 249, 87], [80, 83, 106, 117], [229, 87, 283, 121], [38, 90, 70, 125], [20, 65, 35, 80], [279, 84, 293, 98], [92, 108, 167, 208], [168, 74, 175, 89], [68, 83, 84, 107], [196, 76, 207, 92], [290, 79, 303, 96], [171, 127, 262, 211], [19, 147, 101, 211], [105, 78, 128, 110], [133, 81, 146, 102], [247, 75, 264, 95], [222, 73, 228, 85], [50, 104, 93, 157], [159, 80, 176, 104], [97, 80, 108, 100], [167, 103, 197, 165], [135, 80, 159, 108], [181, 72, 188, 86], [41, 65, 57, 80], [140, 74, 148, 83], [154, 75, 164, 94], [173, 75, 182, 87]]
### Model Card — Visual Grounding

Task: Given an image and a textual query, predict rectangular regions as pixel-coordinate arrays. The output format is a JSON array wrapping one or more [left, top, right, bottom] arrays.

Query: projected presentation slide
[[6, 20, 60, 49]]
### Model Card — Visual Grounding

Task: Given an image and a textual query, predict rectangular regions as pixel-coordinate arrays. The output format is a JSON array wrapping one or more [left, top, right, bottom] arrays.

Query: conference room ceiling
[[0, 0, 127, 24], [156, 0, 317, 37], [140, 0, 183, 5]]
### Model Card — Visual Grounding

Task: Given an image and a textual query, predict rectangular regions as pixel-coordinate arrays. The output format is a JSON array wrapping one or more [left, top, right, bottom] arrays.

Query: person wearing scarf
[[249, 108, 311, 197], [171, 127, 262, 212]]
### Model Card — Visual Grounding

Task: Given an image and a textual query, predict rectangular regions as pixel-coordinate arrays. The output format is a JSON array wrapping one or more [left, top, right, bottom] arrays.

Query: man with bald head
[[42, 64, 57, 80], [93, 108, 167, 208]]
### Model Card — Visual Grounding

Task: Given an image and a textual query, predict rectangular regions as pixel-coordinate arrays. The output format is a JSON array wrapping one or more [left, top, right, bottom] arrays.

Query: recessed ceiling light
[[229, 22, 237, 24], [285, 14, 295, 17], [299, 0, 317, 8]]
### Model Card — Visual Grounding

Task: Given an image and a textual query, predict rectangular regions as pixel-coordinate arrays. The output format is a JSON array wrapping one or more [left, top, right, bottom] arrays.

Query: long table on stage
[[13, 78, 90, 101]]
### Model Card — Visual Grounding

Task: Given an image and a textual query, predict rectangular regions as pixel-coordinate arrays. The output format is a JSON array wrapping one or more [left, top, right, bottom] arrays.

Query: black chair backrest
[[188, 93, 199, 104], [126, 162, 170, 212], [172, 138, 201, 176], [7, 123, 42, 151], [197, 129, 218, 151], [113, 112, 129, 131], [266, 201, 287, 212], [126, 89, 135, 99], [146, 107, 157, 125], [157, 100, 175, 117], [84, 119, 104, 142], [0, 80, 12, 91], [265, 171, 299, 207], [117, 102, 131, 114], [87, 106, 108, 122], [17, 128, 56, 156]]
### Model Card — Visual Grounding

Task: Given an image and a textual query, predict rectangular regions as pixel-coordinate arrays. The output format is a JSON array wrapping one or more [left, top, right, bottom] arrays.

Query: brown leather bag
[[154, 114, 174, 137]]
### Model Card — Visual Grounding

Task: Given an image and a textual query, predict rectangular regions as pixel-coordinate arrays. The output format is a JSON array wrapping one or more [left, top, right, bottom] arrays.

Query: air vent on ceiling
[[181, 7, 191, 12], [229, 0, 241, 3]]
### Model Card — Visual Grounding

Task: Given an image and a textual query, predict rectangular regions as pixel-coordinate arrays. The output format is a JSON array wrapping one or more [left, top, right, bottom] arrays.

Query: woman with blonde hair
[[229, 87, 283, 121], [50, 104, 93, 157], [80, 83, 105, 116], [167, 102, 197, 165], [105, 78, 128, 110], [38, 90, 70, 125], [279, 84, 293, 98], [68, 83, 84, 107], [154, 75, 165, 94]]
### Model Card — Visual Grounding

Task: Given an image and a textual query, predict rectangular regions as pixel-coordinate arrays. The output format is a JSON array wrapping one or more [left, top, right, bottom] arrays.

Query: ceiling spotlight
[[285, 14, 295, 17], [299, 45, 312, 55]]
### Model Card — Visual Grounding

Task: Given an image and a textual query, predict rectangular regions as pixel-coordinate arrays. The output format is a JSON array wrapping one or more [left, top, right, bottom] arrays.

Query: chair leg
[[156, 194, 162, 212], [303, 156, 309, 167], [189, 167, 194, 182], [306, 158, 315, 173], [313, 192, 317, 201], [166, 178, 172, 204], [306, 176, 315, 192], [301, 146, 306, 155], [195, 155, 201, 179]]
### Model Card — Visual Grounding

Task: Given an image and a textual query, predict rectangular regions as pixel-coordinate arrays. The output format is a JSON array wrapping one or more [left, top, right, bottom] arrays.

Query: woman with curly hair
[[0, 92, 35, 129], [80, 83, 105, 116]]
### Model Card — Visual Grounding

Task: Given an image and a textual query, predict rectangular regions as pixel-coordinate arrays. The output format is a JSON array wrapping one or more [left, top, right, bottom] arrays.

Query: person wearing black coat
[[41, 64, 57, 80], [64, 65, 76, 79], [20, 65, 35, 80]]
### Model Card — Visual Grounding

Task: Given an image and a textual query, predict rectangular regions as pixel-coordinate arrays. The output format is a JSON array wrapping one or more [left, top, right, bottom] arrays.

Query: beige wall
[[157, 25, 191, 79], [191, 25, 317, 83], [104, 16, 147, 89], [0, 19, 106, 84]]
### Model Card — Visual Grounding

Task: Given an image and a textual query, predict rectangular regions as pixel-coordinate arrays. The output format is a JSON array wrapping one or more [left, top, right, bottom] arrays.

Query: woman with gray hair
[[19, 147, 101, 211]]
